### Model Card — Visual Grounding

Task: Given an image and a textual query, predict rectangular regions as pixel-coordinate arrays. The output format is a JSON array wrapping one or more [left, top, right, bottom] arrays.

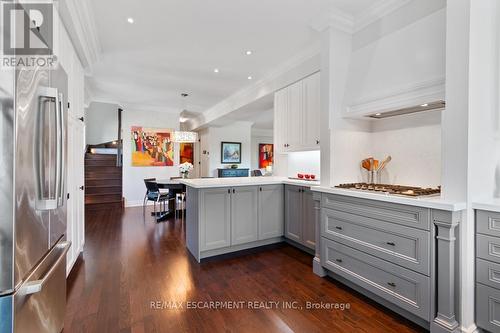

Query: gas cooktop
[[335, 183, 441, 197]]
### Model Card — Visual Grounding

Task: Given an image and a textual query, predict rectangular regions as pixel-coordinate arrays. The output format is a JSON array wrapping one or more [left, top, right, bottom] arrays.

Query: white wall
[[85, 101, 119, 145], [122, 108, 180, 206], [200, 122, 253, 177], [251, 129, 273, 171], [369, 111, 442, 187]]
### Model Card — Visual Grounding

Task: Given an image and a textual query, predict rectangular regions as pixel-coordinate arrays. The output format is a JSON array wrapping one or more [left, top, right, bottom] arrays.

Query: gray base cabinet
[[231, 187, 259, 245], [199, 188, 231, 251], [258, 185, 284, 239], [285, 185, 315, 250], [476, 209, 500, 333], [187, 185, 285, 261], [315, 192, 462, 332]]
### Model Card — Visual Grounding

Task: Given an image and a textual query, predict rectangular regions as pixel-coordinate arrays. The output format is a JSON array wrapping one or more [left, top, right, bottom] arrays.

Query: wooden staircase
[[85, 153, 123, 210]]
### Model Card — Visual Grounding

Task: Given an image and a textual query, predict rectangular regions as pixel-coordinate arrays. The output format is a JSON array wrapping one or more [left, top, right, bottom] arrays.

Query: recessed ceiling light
[[214, 68, 219, 73], [127, 17, 134, 24], [246, 50, 253, 55], [247, 76, 253, 80], [375, 113, 382, 116], [420, 103, 429, 107]]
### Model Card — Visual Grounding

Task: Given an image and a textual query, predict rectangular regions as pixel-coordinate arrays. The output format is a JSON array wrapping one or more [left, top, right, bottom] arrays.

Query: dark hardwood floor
[[64, 207, 426, 333]]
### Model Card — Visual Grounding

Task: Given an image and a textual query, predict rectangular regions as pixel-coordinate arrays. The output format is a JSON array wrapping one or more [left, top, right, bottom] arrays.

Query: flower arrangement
[[179, 162, 194, 178]]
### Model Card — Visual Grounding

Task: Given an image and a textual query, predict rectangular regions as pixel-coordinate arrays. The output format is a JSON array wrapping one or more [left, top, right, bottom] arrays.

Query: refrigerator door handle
[[57, 92, 65, 207], [36, 87, 59, 211], [23, 241, 71, 295]]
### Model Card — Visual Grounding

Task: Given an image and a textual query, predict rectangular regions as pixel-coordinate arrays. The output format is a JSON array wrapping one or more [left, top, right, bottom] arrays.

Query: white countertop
[[472, 199, 500, 213], [178, 176, 320, 189], [312, 186, 467, 212]]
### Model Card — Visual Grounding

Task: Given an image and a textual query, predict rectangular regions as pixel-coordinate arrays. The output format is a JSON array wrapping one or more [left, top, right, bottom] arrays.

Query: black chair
[[143, 179, 174, 220], [251, 169, 263, 177]]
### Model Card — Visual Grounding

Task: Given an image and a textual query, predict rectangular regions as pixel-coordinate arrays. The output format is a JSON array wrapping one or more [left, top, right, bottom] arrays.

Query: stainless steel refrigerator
[[0, 60, 71, 332]]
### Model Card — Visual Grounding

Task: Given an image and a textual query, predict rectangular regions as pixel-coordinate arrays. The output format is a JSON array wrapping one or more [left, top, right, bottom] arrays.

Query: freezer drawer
[[13, 240, 70, 333], [321, 237, 430, 321], [477, 283, 500, 333]]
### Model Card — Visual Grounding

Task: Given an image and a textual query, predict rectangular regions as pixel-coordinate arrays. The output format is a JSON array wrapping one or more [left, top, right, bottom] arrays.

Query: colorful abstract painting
[[131, 127, 174, 167], [259, 144, 273, 168], [180, 143, 194, 164]]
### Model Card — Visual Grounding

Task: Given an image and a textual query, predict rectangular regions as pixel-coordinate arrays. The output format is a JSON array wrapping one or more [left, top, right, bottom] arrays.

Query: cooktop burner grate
[[335, 183, 441, 197]]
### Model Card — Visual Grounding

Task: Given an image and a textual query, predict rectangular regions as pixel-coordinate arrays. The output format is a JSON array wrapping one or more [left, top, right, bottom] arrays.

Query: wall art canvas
[[221, 142, 241, 164], [258, 144, 274, 168], [180, 143, 194, 164], [131, 126, 174, 166]]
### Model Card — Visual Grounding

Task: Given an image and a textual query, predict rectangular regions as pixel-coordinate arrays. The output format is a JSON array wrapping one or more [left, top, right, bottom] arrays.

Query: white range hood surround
[[343, 8, 446, 119]]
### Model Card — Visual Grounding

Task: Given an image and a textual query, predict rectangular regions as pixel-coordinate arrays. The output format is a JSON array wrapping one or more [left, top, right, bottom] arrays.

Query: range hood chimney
[[367, 101, 445, 119]]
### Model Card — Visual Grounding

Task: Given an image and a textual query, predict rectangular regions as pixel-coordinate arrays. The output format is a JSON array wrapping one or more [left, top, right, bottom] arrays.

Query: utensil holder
[[368, 170, 380, 184]]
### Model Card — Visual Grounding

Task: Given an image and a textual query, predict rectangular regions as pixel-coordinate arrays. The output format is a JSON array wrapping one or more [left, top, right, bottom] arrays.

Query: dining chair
[[170, 177, 186, 219], [143, 179, 174, 220], [251, 169, 263, 177]]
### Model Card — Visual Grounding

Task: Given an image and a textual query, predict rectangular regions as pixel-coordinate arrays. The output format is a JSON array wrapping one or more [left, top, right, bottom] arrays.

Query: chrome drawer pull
[[336, 259, 343, 263], [386, 242, 396, 246], [387, 282, 396, 287], [335, 226, 343, 230]]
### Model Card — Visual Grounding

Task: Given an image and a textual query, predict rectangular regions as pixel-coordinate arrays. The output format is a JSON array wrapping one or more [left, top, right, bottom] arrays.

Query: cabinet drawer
[[477, 210, 500, 238], [321, 238, 430, 321], [477, 283, 500, 332], [322, 208, 430, 275], [321, 194, 430, 230], [477, 259, 500, 290], [477, 234, 500, 264]]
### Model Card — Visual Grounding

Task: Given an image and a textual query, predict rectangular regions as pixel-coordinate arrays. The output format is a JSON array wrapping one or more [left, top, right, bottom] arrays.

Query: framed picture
[[258, 144, 273, 168], [221, 142, 241, 164], [180, 143, 194, 164], [131, 126, 174, 167]]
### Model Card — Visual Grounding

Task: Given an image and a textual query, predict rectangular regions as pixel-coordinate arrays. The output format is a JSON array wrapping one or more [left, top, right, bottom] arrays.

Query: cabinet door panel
[[274, 88, 288, 153], [302, 188, 316, 249], [303, 72, 321, 148], [287, 81, 303, 150], [285, 185, 302, 242], [231, 186, 259, 245], [200, 188, 231, 251], [258, 185, 284, 240]]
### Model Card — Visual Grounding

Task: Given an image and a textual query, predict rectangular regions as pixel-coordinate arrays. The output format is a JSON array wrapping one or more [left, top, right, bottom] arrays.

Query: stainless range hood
[[366, 100, 445, 119]]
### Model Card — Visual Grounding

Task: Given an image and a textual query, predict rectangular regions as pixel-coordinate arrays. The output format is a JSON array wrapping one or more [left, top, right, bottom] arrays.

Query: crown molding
[[310, 8, 354, 33], [355, 0, 412, 32], [58, 0, 101, 72], [310, 0, 411, 34], [345, 76, 446, 117]]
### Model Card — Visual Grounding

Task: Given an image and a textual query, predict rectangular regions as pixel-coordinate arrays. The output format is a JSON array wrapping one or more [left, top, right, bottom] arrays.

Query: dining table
[[152, 179, 186, 222]]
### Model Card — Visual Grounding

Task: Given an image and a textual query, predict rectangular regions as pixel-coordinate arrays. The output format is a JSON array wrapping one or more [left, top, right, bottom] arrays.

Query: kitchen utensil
[[377, 155, 392, 171], [361, 159, 371, 171]]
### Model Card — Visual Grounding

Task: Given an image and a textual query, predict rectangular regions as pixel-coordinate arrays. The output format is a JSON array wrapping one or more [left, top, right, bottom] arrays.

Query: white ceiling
[[210, 94, 274, 129], [87, 0, 408, 118]]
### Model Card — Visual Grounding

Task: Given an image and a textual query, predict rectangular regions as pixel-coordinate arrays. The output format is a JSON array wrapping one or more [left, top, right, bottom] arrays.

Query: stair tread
[[86, 185, 122, 188], [85, 192, 122, 197]]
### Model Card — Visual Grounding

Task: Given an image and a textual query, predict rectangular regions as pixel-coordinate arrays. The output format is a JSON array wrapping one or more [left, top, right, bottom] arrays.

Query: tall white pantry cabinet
[[54, 11, 86, 275], [274, 72, 321, 153]]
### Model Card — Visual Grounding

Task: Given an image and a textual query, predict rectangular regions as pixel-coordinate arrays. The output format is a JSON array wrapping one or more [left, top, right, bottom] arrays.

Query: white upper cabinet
[[274, 72, 321, 153]]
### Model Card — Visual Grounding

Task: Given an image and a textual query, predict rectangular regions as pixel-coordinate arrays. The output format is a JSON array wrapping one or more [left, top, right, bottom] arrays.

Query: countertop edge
[[472, 201, 500, 213], [311, 186, 467, 212], [178, 178, 321, 189]]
